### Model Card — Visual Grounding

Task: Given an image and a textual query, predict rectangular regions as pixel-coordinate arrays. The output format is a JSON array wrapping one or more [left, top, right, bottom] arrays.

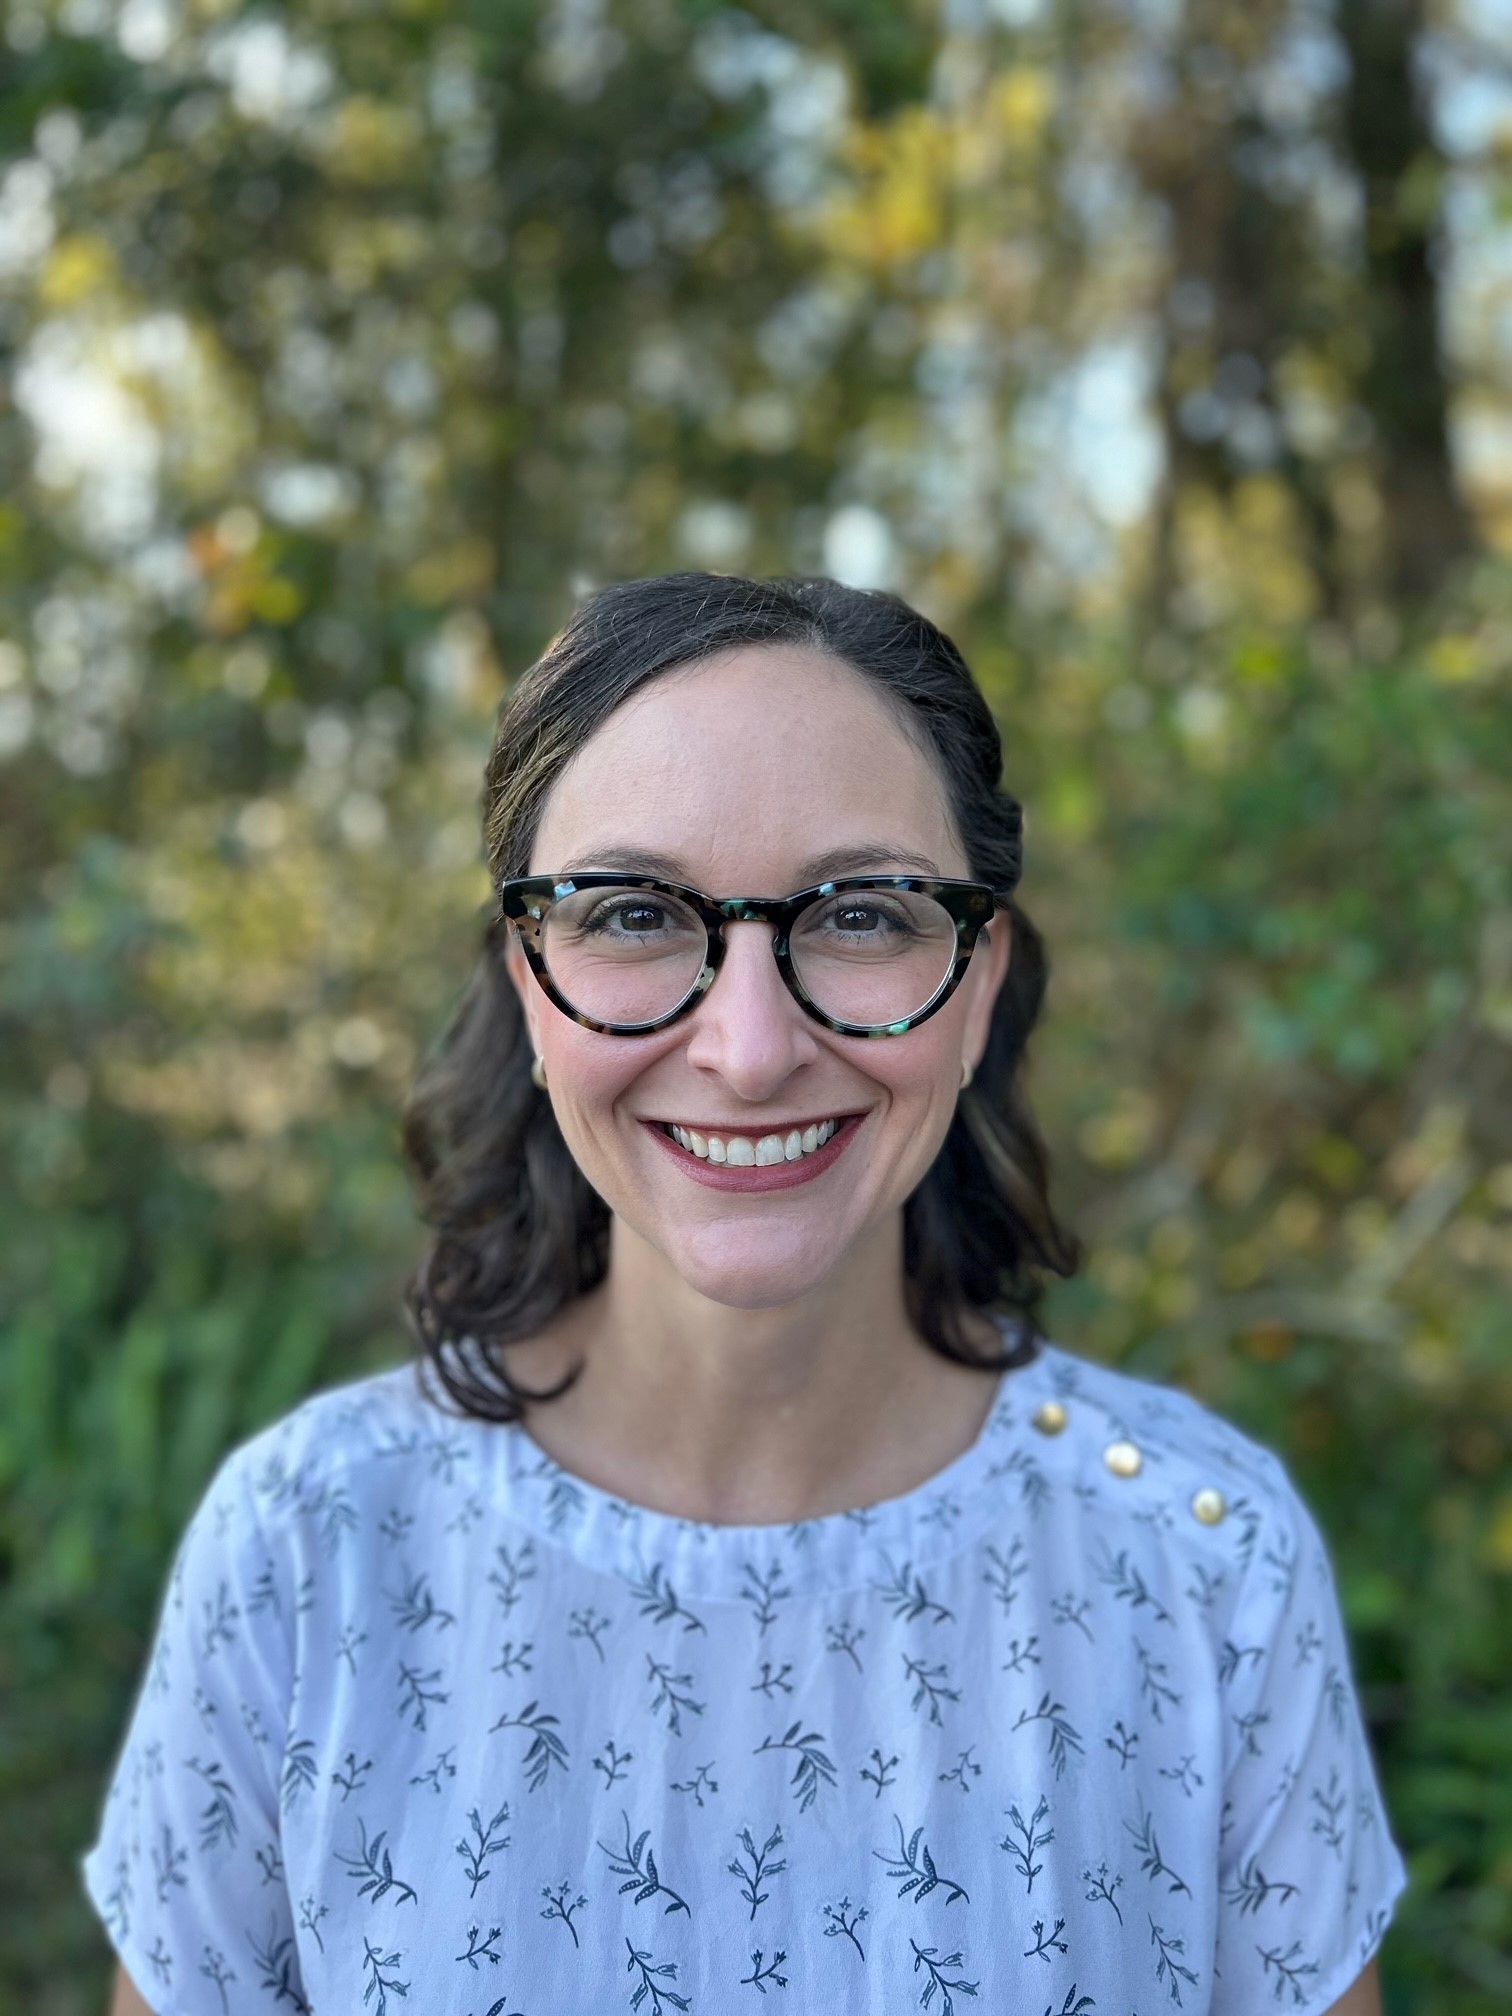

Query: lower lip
[[642, 1116, 864, 1191]]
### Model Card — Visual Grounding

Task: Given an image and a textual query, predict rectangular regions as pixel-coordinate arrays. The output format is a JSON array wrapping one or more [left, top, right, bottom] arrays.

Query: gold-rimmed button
[[1031, 1400, 1068, 1436], [1191, 1486, 1227, 1525], [1103, 1439, 1143, 1478]]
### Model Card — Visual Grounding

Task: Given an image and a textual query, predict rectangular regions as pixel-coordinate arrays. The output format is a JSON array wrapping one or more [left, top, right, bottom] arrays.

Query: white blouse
[[82, 1326, 1408, 2014]]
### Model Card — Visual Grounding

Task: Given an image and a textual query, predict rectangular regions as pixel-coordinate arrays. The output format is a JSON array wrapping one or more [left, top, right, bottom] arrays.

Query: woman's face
[[505, 644, 1011, 1311]]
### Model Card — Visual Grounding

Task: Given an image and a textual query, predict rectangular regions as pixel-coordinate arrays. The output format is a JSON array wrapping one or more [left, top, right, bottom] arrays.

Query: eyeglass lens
[[538, 885, 961, 1028]]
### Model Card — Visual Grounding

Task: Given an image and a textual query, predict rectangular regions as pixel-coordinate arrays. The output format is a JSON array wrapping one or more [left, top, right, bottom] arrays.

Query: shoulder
[[1012, 1336, 1326, 1582], [204, 1355, 487, 1537]]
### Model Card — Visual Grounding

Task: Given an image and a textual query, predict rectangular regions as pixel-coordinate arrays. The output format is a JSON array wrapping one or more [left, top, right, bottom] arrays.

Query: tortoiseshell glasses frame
[[496, 872, 1002, 1039]]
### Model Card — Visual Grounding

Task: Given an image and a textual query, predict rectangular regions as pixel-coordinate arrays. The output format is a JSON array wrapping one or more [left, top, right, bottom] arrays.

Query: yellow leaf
[[38, 233, 118, 309], [993, 67, 1053, 142], [1426, 634, 1481, 685]]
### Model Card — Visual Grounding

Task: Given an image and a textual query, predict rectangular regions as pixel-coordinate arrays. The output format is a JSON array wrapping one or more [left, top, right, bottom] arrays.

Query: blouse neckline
[[476, 1321, 1049, 1602]]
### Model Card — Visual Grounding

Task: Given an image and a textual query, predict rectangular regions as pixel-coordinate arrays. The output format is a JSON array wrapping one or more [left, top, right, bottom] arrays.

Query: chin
[[657, 1230, 845, 1312]]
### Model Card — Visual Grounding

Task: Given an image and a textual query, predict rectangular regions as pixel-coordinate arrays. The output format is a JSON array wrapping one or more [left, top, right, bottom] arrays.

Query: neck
[[513, 1212, 1003, 1525]]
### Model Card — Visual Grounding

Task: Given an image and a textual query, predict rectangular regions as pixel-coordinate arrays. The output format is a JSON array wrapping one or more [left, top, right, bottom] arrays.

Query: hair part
[[400, 572, 1083, 1420]]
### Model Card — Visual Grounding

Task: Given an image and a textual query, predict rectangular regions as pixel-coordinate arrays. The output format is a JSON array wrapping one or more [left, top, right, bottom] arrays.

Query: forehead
[[529, 644, 965, 885]]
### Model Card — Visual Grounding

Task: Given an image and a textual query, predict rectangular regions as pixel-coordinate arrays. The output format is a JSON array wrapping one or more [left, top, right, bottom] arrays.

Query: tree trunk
[[1335, 0, 1474, 600]]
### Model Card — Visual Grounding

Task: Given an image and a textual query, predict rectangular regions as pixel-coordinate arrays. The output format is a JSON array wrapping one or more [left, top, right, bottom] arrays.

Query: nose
[[681, 920, 821, 1093]]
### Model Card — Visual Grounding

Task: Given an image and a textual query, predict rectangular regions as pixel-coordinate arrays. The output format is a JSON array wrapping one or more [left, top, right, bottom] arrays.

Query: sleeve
[[79, 1442, 309, 2015], [1211, 1454, 1409, 2013]]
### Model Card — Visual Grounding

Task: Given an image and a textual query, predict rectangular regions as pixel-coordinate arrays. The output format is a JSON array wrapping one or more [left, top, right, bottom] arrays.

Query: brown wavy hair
[[399, 572, 1083, 1420]]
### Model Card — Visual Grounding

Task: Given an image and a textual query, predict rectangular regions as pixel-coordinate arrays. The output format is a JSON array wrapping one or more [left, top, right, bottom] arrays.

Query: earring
[[960, 1059, 974, 1090], [531, 1054, 549, 1090]]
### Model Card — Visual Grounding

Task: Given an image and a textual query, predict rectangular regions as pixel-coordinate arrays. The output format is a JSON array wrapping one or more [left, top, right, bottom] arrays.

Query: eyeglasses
[[496, 872, 1001, 1038]]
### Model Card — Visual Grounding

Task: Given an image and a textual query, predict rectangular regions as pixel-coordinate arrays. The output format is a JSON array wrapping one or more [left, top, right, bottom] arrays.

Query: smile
[[660, 1119, 841, 1166], [641, 1113, 864, 1191]]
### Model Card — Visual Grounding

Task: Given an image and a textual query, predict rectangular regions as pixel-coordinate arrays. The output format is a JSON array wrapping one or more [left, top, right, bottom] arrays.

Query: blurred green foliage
[[1, 2, 1510, 2012]]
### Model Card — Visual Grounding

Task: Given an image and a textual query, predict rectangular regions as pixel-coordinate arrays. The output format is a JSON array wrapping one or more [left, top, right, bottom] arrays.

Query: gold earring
[[531, 1055, 549, 1090], [960, 1059, 974, 1090]]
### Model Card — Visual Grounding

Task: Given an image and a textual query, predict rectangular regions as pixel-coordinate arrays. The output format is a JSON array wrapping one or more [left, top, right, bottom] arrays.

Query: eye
[[814, 896, 917, 939], [582, 897, 677, 936]]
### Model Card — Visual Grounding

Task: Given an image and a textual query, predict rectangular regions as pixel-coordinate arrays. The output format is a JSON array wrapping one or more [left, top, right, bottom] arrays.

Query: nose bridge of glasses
[[711, 894, 784, 922], [710, 910, 790, 978], [702, 893, 792, 956]]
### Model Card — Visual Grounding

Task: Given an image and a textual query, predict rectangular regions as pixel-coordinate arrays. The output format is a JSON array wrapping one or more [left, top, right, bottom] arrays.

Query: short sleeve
[[80, 1444, 307, 2015], [1212, 1456, 1409, 2013]]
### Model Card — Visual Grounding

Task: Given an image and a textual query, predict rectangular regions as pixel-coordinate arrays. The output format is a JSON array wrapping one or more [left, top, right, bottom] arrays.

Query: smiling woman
[[83, 574, 1405, 2016]]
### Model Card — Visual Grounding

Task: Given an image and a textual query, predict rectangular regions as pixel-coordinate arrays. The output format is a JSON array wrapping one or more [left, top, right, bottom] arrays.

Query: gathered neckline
[[473, 1319, 1051, 1601]]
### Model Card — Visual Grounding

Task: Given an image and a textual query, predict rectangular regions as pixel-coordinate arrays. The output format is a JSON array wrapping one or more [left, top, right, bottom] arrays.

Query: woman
[[88, 573, 1406, 2015]]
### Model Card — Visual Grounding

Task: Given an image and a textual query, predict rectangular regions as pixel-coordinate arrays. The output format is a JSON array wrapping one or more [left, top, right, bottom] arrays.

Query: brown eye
[[583, 899, 671, 937]]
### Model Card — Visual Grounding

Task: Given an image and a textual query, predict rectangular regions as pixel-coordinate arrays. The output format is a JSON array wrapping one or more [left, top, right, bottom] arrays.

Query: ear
[[501, 927, 545, 1056], [961, 912, 1012, 1069]]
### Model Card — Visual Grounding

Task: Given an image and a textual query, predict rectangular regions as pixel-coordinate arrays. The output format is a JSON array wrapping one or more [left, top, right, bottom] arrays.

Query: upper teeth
[[668, 1120, 839, 1164]]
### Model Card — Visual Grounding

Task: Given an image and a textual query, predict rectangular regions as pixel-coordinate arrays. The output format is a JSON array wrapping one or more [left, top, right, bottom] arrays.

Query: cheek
[[868, 1000, 972, 1098], [539, 1026, 667, 1137]]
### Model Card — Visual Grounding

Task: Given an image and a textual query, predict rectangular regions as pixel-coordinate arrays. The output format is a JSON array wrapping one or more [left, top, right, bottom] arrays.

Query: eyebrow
[[553, 843, 947, 885]]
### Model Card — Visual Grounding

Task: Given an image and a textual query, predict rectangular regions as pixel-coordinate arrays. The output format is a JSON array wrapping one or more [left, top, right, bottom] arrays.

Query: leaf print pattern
[[249, 1917, 310, 2011], [669, 1761, 718, 1806], [487, 1540, 536, 1617], [187, 1755, 237, 1852], [824, 1620, 865, 1670], [1222, 1855, 1300, 1917], [454, 1920, 502, 1969], [874, 1817, 970, 1906], [394, 1659, 448, 1731], [1083, 1859, 1124, 1924], [1023, 1914, 1068, 1962], [334, 1819, 419, 1907], [456, 1803, 511, 1897], [909, 1938, 979, 2011], [1256, 1937, 1322, 2003], [1012, 1692, 1085, 1779], [360, 1935, 409, 2013], [598, 1810, 690, 1917], [540, 1878, 589, 1946], [980, 1538, 1028, 1616], [625, 1560, 707, 1636], [874, 1554, 956, 1625], [645, 1655, 705, 1735], [938, 1746, 982, 1794], [728, 1825, 786, 1918], [1148, 1915, 1201, 2005], [740, 1559, 792, 1635], [624, 1938, 690, 2012], [79, 1335, 1407, 2015], [903, 1653, 962, 1726], [593, 1739, 633, 1787], [1045, 1990, 1095, 2016], [385, 1567, 456, 1634], [490, 1699, 570, 1790], [1091, 1539, 1176, 1626], [1126, 1798, 1193, 1898], [1000, 1795, 1054, 1892], [860, 1746, 899, 1797], [280, 1737, 318, 1813], [821, 1889, 868, 1957], [740, 1946, 789, 1991], [754, 1724, 837, 1812]]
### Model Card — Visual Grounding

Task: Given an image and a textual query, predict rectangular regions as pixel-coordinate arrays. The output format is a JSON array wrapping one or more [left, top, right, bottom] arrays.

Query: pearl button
[[1103, 1439, 1143, 1478], [1031, 1400, 1068, 1435], [1191, 1486, 1227, 1525]]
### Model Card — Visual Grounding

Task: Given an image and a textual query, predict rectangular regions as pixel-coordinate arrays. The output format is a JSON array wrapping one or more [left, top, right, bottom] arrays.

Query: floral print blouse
[[82, 1328, 1408, 2015]]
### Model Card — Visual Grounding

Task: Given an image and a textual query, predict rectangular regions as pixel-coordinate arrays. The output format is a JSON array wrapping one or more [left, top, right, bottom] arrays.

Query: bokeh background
[[2, 0, 1510, 2009]]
